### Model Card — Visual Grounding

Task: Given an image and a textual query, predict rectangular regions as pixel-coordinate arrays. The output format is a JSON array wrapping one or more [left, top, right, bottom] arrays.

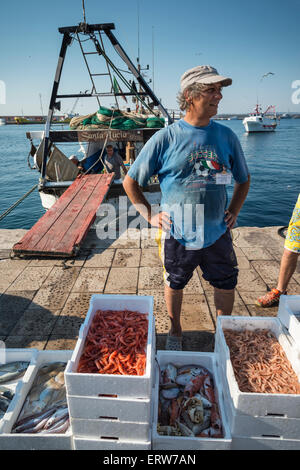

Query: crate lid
[[277, 295, 300, 346]]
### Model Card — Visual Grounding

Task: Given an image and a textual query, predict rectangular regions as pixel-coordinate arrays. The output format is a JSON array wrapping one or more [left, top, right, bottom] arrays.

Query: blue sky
[[1, 0, 300, 115]]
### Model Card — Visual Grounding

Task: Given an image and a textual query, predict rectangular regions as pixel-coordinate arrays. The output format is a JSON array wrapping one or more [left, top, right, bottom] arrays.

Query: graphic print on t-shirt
[[184, 144, 226, 191]]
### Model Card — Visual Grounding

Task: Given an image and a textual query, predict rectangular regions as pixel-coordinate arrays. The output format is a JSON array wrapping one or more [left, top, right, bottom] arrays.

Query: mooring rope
[[0, 184, 38, 222]]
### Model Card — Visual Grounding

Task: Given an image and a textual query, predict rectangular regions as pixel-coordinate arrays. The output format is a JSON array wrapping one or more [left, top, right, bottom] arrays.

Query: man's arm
[[123, 175, 171, 231], [225, 174, 250, 229]]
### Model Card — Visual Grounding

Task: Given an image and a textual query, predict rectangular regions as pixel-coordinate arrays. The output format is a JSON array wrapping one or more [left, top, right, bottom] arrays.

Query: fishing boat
[[25, 21, 172, 213], [243, 104, 277, 133]]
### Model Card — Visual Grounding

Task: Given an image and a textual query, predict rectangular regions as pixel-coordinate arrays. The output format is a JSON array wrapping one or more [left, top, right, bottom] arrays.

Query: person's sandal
[[256, 288, 286, 308], [165, 332, 182, 351]]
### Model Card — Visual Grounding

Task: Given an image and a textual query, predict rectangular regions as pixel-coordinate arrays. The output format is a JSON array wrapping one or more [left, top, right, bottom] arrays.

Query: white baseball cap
[[180, 65, 232, 92]]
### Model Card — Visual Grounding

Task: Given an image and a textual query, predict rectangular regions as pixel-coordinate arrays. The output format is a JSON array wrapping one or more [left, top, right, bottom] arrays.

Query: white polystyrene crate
[[0, 350, 73, 450], [278, 295, 300, 346], [231, 435, 300, 450], [72, 430, 151, 450], [0, 348, 37, 433], [65, 295, 154, 399], [220, 368, 300, 439], [214, 316, 300, 418], [67, 394, 151, 422], [152, 351, 232, 450], [70, 417, 150, 441]]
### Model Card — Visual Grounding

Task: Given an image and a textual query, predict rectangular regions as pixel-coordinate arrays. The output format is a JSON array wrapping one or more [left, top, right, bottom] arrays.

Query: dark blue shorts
[[157, 229, 238, 291]]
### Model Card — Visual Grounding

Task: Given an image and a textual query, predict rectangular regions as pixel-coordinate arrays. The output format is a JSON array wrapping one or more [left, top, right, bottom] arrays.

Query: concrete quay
[[0, 226, 299, 352]]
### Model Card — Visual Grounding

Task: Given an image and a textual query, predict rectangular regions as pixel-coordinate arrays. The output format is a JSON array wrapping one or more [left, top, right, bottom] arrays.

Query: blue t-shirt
[[128, 118, 249, 249]]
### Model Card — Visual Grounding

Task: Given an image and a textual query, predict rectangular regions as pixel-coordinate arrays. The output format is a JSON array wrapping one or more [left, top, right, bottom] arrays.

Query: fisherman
[[103, 144, 127, 183], [69, 155, 84, 172], [123, 65, 250, 350], [256, 193, 300, 307]]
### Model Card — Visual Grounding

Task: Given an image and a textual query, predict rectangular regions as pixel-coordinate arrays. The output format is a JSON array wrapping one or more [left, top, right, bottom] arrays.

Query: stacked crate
[[152, 350, 232, 450], [214, 311, 300, 450], [64, 294, 155, 450]]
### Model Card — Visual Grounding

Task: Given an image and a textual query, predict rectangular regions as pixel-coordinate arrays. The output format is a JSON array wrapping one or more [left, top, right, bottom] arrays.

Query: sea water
[[0, 119, 299, 230]]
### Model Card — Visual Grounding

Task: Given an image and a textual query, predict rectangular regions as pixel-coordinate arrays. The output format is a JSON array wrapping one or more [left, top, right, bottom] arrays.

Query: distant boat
[[280, 113, 291, 119], [243, 104, 277, 132], [0, 118, 6, 126]]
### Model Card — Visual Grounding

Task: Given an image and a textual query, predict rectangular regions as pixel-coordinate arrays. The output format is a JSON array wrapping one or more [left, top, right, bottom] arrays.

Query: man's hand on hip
[[149, 212, 172, 232]]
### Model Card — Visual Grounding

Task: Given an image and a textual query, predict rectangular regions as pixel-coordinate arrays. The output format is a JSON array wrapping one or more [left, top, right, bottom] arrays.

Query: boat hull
[[243, 117, 277, 133]]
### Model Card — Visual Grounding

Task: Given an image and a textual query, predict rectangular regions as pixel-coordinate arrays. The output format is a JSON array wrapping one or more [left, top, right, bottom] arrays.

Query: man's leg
[[164, 284, 183, 336], [277, 248, 299, 293], [214, 287, 235, 316]]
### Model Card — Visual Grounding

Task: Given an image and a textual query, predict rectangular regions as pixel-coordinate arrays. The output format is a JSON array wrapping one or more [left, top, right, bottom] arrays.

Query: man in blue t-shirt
[[123, 65, 250, 350]]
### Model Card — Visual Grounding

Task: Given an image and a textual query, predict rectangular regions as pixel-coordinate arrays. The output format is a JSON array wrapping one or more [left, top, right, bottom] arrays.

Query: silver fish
[[44, 406, 69, 430], [17, 362, 67, 421], [0, 361, 29, 384], [41, 416, 69, 434], [0, 395, 11, 412], [13, 407, 57, 433], [0, 388, 14, 401]]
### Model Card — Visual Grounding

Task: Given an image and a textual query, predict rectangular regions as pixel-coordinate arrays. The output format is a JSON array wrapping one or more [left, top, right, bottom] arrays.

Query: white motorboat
[[243, 104, 277, 132], [0, 118, 6, 126]]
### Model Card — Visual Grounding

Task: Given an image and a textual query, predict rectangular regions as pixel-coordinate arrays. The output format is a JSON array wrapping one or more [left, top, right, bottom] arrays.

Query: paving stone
[[109, 229, 141, 249], [0, 229, 28, 250], [0, 291, 36, 335], [7, 266, 53, 291], [30, 286, 69, 310], [140, 248, 161, 267], [113, 249, 141, 267], [251, 260, 282, 286], [236, 256, 251, 270], [3, 336, 48, 349], [247, 304, 278, 317], [83, 249, 115, 268], [42, 266, 81, 290], [141, 228, 159, 248], [72, 267, 109, 292], [156, 331, 215, 352], [206, 290, 250, 324], [138, 289, 169, 334], [28, 255, 86, 267], [240, 246, 276, 261], [0, 260, 29, 290], [236, 267, 267, 291], [10, 308, 61, 336], [138, 266, 165, 291], [50, 315, 86, 336], [180, 294, 215, 331], [60, 292, 93, 318], [45, 336, 79, 350], [105, 267, 138, 293]]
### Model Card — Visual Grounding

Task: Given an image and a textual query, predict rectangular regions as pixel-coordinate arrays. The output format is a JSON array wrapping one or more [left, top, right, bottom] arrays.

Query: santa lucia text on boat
[[243, 104, 277, 133]]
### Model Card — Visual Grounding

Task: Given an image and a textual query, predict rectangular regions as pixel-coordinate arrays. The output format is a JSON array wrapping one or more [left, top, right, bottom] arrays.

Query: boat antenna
[[82, 0, 87, 25], [256, 72, 275, 109], [152, 26, 155, 92]]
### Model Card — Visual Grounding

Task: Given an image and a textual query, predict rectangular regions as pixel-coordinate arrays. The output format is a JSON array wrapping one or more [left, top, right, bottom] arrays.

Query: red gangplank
[[13, 173, 114, 257]]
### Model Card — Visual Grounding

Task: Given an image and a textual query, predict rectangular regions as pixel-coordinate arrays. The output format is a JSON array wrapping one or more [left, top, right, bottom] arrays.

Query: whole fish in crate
[[0, 361, 29, 384], [12, 362, 70, 434], [157, 363, 223, 438]]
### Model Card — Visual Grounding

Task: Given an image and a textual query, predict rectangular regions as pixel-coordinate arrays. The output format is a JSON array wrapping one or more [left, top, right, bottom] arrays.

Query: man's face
[[106, 146, 114, 157], [189, 84, 223, 118]]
